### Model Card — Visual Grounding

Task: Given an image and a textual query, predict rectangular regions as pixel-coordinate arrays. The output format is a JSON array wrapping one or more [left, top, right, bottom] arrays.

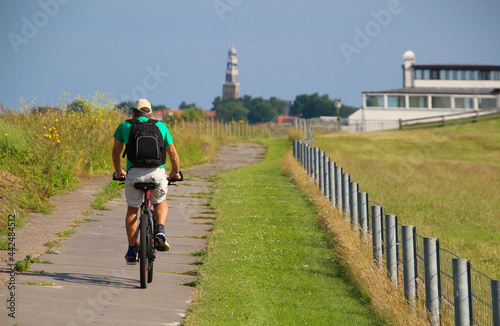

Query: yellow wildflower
[[4, 133, 8, 137]]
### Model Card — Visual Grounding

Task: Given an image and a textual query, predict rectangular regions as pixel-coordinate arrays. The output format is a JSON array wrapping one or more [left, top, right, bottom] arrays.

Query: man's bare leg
[[125, 206, 139, 247], [154, 199, 168, 225]]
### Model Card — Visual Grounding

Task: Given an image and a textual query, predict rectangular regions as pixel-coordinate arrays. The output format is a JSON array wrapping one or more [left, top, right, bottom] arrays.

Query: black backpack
[[122, 118, 167, 168]]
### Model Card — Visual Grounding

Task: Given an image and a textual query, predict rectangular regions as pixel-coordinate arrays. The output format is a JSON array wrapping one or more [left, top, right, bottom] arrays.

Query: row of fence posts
[[170, 118, 271, 138], [293, 138, 500, 326]]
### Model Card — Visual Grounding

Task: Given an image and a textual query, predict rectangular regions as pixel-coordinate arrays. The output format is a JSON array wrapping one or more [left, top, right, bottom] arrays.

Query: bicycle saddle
[[133, 182, 158, 191]]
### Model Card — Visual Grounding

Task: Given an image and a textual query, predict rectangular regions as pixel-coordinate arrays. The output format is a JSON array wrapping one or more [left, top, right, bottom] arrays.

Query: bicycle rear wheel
[[139, 213, 148, 289]]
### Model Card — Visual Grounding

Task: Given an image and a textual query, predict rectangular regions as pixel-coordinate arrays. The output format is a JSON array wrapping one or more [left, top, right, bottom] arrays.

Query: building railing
[[292, 137, 500, 326], [399, 107, 500, 129]]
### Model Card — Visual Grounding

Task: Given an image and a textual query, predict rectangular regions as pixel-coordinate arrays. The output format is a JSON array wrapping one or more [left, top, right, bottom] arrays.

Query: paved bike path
[[0, 142, 266, 326]]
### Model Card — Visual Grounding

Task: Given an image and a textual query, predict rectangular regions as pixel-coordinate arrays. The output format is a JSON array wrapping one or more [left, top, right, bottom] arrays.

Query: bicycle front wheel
[[139, 213, 148, 289]]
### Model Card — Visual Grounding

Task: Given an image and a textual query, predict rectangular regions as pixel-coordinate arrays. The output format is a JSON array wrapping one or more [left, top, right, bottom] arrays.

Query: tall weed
[[0, 93, 123, 213]]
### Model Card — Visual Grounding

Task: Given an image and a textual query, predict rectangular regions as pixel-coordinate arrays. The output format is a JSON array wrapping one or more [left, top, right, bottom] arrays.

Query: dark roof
[[363, 87, 500, 95], [413, 64, 500, 71]]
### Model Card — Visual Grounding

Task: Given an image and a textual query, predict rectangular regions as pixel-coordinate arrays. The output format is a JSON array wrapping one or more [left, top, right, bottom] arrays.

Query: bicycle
[[113, 171, 183, 288]]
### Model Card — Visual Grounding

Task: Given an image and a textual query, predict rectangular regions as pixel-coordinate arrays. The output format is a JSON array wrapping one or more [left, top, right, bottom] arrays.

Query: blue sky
[[1, 0, 499, 111]]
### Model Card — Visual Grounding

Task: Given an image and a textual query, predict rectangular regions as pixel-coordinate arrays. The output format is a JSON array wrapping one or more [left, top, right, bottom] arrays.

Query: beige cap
[[132, 98, 152, 114]]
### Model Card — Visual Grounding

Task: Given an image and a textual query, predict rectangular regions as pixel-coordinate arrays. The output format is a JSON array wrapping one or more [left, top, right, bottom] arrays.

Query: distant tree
[[212, 95, 288, 123], [241, 95, 253, 111], [269, 97, 288, 116], [289, 94, 303, 117], [66, 100, 93, 114], [181, 106, 206, 120], [213, 94, 340, 123], [230, 103, 250, 122], [115, 101, 133, 112], [152, 104, 169, 112], [179, 101, 197, 110], [211, 96, 223, 110], [290, 93, 357, 118], [250, 96, 264, 107], [290, 93, 315, 118], [213, 100, 249, 122]]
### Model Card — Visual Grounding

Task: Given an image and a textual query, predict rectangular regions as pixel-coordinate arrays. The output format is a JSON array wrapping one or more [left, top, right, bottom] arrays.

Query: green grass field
[[314, 120, 500, 278], [184, 139, 382, 326]]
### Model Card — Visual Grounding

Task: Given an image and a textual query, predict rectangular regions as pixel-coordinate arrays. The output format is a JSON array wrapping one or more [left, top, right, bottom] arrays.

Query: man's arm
[[112, 138, 126, 178], [166, 143, 180, 180]]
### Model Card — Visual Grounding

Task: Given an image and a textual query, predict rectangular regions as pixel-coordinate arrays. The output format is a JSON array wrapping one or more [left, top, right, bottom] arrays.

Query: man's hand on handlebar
[[168, 171, 184, 185], [112, 171, 126, 183], [115, 169, 126, 180], [168, 171, 180, 180]]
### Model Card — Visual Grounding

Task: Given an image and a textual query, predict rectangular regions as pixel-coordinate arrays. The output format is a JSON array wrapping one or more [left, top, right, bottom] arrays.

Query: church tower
[[222, 40, 240, 99]]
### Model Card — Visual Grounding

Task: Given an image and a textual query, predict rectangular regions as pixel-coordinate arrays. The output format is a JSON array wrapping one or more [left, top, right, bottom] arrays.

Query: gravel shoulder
[[0, 174, 110, 286]]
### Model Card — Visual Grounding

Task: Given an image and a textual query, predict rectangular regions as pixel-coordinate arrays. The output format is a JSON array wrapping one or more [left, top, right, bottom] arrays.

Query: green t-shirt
[[113, 116, 173, 171]]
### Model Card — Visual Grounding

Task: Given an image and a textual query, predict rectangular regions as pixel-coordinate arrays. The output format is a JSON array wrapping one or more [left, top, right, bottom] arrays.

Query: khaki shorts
[[125, 167, 168, 208]]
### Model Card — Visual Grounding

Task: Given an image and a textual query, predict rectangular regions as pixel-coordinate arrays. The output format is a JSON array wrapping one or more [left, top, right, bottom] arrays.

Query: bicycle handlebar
[[112, 171, 184, 185]]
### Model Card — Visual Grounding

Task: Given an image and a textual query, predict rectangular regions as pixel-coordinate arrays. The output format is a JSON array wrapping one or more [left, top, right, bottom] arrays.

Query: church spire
[[222, 39, 240, 99]]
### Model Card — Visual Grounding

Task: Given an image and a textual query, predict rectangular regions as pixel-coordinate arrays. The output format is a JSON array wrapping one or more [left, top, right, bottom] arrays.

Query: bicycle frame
[[135, 187, 157, 288], [140, 189, 155, 232], [140, 191, 156, 253]]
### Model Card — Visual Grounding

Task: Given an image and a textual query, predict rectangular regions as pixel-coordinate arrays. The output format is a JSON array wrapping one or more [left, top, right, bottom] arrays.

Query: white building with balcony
[[348, 51, 500, 131]]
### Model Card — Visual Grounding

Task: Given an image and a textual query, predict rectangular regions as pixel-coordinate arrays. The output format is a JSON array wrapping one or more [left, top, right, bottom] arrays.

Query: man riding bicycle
[[112, 98, 180, 265]]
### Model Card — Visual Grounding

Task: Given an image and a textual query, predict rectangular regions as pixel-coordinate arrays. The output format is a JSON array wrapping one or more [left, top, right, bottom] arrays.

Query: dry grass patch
[[281, 151, 429, 326]]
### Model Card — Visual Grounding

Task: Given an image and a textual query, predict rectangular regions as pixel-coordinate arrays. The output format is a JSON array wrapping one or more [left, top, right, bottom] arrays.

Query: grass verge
[[183, 138, 382, 326], [90, 180, 124, 210]]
